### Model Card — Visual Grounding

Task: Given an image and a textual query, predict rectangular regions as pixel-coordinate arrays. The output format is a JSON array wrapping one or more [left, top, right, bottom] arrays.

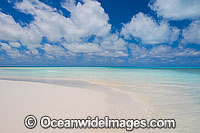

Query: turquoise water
[[0, 67, 200, 132]]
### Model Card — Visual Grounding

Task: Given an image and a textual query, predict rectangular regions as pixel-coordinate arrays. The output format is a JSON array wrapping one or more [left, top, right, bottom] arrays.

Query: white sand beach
[[0, 79, 147, 133]]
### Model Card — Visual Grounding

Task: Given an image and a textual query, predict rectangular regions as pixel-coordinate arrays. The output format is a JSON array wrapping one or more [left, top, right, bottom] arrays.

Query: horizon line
[[0, 66, 200, 68]]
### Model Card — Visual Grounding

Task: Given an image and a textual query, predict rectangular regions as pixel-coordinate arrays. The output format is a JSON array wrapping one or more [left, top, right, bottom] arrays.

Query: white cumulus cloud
[[182, 20, 200, 45], [9, 42, 21, 48], [0, 42, 24, 58], [121, 12, 179, 45], [62, 0, 111, 38], [150, 0, 200, 20], [42, 43, 67, 58], [129, 44, 200, 60], [0, 0, 118, 59]]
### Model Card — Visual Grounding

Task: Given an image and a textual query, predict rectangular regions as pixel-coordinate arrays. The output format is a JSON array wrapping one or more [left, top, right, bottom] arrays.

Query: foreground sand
[[0, 79, 147, 133]]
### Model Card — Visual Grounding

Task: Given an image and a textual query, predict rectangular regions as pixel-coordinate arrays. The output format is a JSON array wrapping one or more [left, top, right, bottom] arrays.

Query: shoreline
[[0, 78, 148, 132]]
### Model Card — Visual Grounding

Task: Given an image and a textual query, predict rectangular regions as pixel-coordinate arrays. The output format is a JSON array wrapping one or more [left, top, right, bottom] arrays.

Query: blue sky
[[0, 0, 200, 66]]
